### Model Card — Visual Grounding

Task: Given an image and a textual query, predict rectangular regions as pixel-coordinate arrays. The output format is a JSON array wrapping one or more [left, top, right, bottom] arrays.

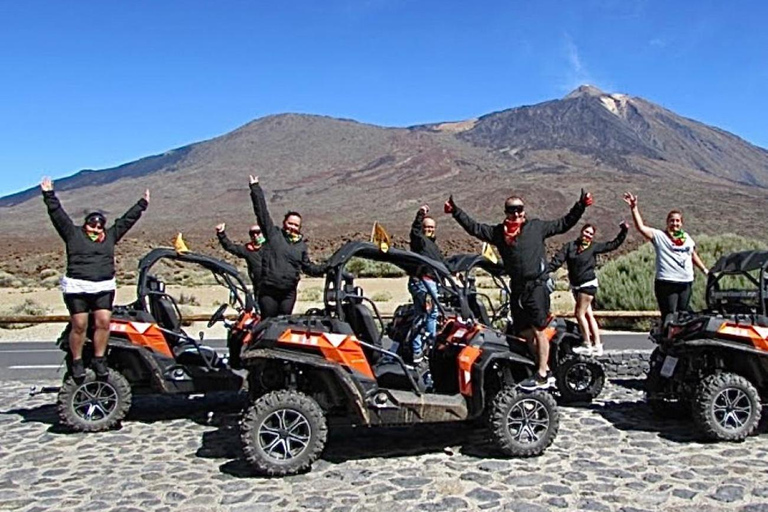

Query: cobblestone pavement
[[1, 379, 767, 512]]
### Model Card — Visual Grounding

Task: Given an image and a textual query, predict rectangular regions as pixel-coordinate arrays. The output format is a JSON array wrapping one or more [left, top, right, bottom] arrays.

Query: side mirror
[[229, 290, 237, 306]]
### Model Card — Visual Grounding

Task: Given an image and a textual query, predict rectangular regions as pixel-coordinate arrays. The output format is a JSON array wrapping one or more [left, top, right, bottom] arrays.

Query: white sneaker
[[572, 344, 593, 356], [593, 344, 604, 357]]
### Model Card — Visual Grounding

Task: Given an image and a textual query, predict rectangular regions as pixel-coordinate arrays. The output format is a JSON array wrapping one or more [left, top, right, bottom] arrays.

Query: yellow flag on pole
[[481, 242, 498, 264], [370, 222, 391, 253], [173, 233, 190, 253]]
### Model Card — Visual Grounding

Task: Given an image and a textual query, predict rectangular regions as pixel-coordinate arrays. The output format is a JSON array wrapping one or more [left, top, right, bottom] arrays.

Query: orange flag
[[173, 233, 190, 253]]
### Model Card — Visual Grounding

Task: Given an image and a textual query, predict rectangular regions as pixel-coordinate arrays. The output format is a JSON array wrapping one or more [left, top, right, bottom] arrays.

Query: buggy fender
[[467, 351, 536, 419], [673, 338, 768, 358], [106, 337, 171, 393], [242, 347, 371, 424]]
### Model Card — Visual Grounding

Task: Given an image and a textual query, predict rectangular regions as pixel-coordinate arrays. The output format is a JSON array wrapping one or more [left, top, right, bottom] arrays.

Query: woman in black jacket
[[215, 222, 265, 296], [248, 176, 328, 318], [548, 222, 628, 356], [41, 177, 149, 380]]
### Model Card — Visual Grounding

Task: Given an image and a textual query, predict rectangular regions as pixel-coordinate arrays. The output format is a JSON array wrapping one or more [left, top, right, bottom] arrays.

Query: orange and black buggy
[[647, 250, 768, 440], [446, 254, 605, 404], [238, 242, 559, 476], [55, 248, 259, 432]]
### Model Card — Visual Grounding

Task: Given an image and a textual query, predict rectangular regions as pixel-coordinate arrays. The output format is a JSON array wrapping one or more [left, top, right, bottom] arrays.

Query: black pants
[[258, 286, 297, 318], [654, 279, 692, 324]]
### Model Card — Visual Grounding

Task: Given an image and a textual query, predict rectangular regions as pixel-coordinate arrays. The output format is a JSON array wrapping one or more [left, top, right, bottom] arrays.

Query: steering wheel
[[208, 304, 228, 328]]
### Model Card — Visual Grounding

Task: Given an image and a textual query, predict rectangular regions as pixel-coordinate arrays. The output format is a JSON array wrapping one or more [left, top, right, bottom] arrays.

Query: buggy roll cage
[[446, 254, 509, 324], [705, 250, 768, 316]]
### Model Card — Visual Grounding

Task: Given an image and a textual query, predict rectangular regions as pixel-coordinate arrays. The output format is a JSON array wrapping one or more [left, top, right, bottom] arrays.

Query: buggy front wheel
[[488, 387, 559, 457], [57, 369, 132, 432], [693, 372, 762, 441]]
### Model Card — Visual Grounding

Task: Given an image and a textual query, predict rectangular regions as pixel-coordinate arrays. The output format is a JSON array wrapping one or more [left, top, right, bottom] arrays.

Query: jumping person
[[215, 222, 266, 296], [249, 176, 328, 318], [408, 204, 447, 364], [548, 222, 628, 356], [623, 192, 708, 325], [446, 190, 592, 390], [41, 177, 149, 381]]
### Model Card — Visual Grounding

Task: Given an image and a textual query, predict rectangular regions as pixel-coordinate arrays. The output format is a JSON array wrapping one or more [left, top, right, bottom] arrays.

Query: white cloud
[[559, 34, 613, 94]]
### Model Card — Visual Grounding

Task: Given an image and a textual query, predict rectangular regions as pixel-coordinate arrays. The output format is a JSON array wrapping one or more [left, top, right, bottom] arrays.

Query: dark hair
[[284, 211, 302, 223], [582, 223, 595, 232], [666, 210, 683, 223]]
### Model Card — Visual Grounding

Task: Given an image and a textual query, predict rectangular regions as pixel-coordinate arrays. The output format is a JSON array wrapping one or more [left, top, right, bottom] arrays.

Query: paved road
[[0, 334, 653, 384], [0, 379, 766, 511]]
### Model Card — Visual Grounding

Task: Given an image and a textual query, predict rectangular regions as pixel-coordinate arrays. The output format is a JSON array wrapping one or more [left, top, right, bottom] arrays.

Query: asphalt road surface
[[0, 333, 653, 384]]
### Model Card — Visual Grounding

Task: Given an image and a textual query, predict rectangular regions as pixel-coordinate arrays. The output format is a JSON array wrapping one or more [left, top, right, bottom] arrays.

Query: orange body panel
[[717, 323, 768, 351], [277, 329, 375, 379], [110, 320, 172, 357], [457, 345, 483, 396]]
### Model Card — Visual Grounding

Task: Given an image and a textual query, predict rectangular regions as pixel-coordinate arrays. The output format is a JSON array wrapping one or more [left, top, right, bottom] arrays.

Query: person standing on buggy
[[40, 177, 149, 382], [248, 175, 328, 318], [215, 222, 266, 297], [623, 192, 708, 325], [548, 221, 628, 356], [446, 189, 591, 390], [408, 204, 448, 364]]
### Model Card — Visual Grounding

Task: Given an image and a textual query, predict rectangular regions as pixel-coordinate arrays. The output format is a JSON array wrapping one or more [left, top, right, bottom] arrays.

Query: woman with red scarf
[[548, 222, 628, 356], [623, 192, 709, 325]]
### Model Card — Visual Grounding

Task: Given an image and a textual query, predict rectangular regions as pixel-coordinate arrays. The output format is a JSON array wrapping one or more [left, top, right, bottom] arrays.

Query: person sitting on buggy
[[408, 204, 448, 365], [249, 175, 328, 318], [215, 222, 266, 296]]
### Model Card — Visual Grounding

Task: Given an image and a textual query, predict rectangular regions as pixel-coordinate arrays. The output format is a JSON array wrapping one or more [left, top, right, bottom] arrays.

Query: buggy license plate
[[660, 356, 678, 378]]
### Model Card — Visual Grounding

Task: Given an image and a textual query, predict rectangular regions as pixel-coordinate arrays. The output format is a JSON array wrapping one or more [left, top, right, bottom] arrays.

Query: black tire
[[556, 355, 605, 403], [57, 369, 132, 432], [488, 387, 559, 457], [693, 372, 762, 441], [240, 390, 327, 476]]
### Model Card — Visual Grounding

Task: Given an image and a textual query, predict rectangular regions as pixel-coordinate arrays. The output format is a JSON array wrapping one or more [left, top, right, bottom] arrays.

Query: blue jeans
[[408, 277, 439, 357]]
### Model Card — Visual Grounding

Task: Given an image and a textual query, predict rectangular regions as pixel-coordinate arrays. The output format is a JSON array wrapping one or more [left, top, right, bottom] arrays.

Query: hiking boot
[[71, 359, 86, 383], [91, 357, 109, 380], [518, 372, 553, 391]]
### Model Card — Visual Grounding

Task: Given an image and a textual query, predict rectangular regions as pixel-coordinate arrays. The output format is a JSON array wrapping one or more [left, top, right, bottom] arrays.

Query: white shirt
[[61, 276, 117, 295], [651, 229, 695, 283]]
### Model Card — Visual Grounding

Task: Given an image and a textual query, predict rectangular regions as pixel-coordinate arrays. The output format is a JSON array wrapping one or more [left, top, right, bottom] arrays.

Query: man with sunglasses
[[445, 190, 592, 390], [215, 222, 266, 296], [41, 177, 149, 382], [408, 204, 447, 364]]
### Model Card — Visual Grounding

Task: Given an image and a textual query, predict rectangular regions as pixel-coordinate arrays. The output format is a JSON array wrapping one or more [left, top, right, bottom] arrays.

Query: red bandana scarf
[[667, 230, 687, 246], [503, 219, 523, 245]]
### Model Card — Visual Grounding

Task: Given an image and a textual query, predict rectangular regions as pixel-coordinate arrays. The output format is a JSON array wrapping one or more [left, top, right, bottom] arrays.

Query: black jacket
[[548, 226, 627, 286], [250, 183, 327, 292], [409, 209, 446, 277], [217, 231, 264, 293], [43, 190, 147, 282], [452, 201, 585, 291]]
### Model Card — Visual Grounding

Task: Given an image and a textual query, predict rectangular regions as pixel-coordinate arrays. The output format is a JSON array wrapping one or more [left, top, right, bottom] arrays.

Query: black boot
[[91, 356, 109, 380], [71, 358, 86, 383]]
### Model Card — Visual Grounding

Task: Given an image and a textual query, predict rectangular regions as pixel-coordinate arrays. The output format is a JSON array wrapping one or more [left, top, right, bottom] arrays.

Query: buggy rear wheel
[[488, 387, 559, 457], [240, 390, 327, 476], [693, 372, 762, 441], [556, 355, 605, 403], [57, 369, 132, 432]]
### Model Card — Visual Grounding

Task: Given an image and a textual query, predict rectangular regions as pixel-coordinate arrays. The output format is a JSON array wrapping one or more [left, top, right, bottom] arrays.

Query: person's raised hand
[[623, 192, 637, 208], [580, 188, 594, 207], [619, 220, 630, 231], [144, 189, 150, 204], [444, 195, 455, 214], [249, 175, 259, 185], [215, 223, 226, 233], [40, 177, 53, 192], [419, 204, 429, 215]]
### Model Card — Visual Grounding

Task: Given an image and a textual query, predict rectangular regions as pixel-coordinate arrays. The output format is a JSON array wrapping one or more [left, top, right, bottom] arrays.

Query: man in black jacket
[[408, 205, 447, 363], [215, 222, 265, 296], [446, 190, 591, 390], [41, 177, 148, 381], [249, 176, 328, 318]]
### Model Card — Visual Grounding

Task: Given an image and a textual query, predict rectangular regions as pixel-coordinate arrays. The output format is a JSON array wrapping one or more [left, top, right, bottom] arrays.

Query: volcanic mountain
[[2, 85, 768, 274]]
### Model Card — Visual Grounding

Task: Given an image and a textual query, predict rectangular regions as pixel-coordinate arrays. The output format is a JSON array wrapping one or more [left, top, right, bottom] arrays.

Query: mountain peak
[[564, 84, 607, 99]]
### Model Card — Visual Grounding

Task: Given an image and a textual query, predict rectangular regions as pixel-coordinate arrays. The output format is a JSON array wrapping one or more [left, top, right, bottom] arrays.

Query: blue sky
[[1, 0, 766, 196]]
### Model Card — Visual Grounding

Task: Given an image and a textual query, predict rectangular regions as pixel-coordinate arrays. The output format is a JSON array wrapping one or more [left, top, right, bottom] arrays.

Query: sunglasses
[[86, 220, 105, 229], [504, 204, 525, 215], [249, 229, 262, 236]]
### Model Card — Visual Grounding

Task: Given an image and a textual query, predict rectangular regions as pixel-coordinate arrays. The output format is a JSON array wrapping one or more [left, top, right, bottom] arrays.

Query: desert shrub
[[177, 292, 200, 306], [299, 287, 322, 302], [41, 276, 60, 289], [11, 299, 50, 316], [371, 291, 393, 302], [346, 258, 405, 278], [0, 270, 24, 288], [596, 234, 767, 311], [39, 268, 58, 279]]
